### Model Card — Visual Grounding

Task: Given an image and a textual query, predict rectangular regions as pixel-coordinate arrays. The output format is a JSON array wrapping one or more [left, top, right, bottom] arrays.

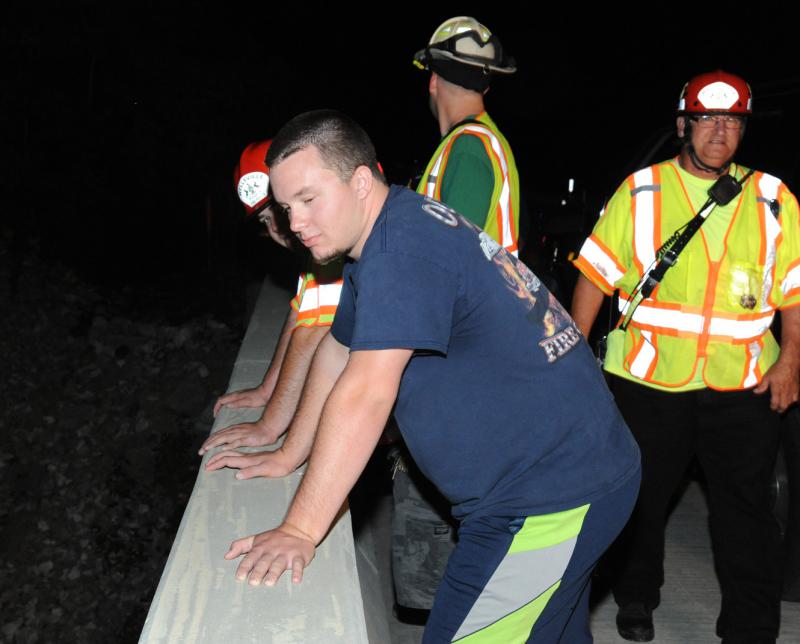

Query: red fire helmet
[[677, 70, 752, 115], [234, 139, 273, 215]]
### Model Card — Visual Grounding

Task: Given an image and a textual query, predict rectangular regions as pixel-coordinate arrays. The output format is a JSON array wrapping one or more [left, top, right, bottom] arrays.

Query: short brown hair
[[266, 109, 385, 184]]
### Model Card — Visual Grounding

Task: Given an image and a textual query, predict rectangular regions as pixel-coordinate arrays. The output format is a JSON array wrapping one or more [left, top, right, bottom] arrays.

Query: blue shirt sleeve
[[348, 251, 458, 354], [330, 267, 356, 347]]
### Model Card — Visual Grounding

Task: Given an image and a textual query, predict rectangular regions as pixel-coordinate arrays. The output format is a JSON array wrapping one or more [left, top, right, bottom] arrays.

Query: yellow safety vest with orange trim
[[575, 159, 800, 390], [416, 111, 520, 256], [289, 260, 343, 328]]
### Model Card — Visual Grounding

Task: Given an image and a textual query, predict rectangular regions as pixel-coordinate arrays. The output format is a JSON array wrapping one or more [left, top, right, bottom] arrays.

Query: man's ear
[[676, 116, 686, 138], [429, 72, 437, 95], [352, 165, 373, 199]]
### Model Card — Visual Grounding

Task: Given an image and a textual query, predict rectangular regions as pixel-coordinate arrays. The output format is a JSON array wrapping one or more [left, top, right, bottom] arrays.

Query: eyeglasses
[[690, 115, 746, 130]]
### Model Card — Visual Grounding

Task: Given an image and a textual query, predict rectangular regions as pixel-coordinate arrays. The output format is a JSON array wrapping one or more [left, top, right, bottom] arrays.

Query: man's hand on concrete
[[198, 418, 283, 455], [754, 357, 800, 413], [213, 387, 272, 417], [204, 446, 299, 479], [225, 523, 316, 586]]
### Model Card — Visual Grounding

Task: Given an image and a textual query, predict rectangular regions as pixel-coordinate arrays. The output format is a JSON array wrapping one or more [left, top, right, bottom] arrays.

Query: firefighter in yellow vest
[[572, 71, 800, 643], [200, 140, 343, 478], [391, 16, 522, 619], [414, 16, 520, 255]]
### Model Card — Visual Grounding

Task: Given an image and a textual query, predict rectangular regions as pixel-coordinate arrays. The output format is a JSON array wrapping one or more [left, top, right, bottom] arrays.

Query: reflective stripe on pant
[[423, 468, 640, 643]]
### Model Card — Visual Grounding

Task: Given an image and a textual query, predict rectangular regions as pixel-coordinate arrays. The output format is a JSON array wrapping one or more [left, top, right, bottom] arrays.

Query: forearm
[[260, 325, 330, 432], [283, 355, 405, 544], [779, 305, 800, 368], [571, 274, 606, 338], [278, 333, 349, 467], [755, 305, 800, 411], [259, 308, 299, 394]]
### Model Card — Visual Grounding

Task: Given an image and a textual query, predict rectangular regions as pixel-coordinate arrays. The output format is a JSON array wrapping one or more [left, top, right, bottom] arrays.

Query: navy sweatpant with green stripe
[[422, 466, 640, 643]]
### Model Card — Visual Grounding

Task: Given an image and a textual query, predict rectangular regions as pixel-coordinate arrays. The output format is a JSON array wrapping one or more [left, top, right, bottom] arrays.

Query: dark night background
[[2, 3, 800, 642]]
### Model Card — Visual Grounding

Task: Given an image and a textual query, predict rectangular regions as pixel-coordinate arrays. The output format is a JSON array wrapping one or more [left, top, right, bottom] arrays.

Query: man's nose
[[288, 210, 304, 233], [711, 117, 727, 131]]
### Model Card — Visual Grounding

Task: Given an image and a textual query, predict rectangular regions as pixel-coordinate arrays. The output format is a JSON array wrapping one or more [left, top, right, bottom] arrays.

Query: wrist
[[281, 519, 321, 546], [255, 416, 284, 444], [776, 350, 800, 370], [275, 443, 305, 472]]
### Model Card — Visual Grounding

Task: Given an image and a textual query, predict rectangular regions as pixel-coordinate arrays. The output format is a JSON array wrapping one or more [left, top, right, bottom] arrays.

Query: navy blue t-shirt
[[332, 186, 639, 520]]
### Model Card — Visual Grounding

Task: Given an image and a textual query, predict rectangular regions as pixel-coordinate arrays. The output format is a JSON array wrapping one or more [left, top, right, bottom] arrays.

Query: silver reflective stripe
[[632, 168, 657, 271], [630, 184, 661, 196], [629, 329, 656, 379], [451, 537, 577, 641], [743, 340, 762, 388], [425, 121, 517, 254]]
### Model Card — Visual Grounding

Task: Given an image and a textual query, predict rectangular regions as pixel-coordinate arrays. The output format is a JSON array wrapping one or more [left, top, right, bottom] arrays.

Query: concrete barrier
[[140, 279, 389, 643]]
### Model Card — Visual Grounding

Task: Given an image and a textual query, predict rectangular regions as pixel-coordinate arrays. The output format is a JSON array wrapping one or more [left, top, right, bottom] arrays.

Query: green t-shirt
[[439, 130, 494, 228]]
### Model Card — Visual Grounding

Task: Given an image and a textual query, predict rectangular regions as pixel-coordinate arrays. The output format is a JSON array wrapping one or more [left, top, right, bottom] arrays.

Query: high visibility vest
[[289, 261, 343, 328], [575, 160, 800, 390], [417, 111, 520, 255]]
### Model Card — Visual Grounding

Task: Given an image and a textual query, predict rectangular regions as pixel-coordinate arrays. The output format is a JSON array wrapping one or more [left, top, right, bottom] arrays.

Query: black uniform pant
[[609, 376, 783, 642]]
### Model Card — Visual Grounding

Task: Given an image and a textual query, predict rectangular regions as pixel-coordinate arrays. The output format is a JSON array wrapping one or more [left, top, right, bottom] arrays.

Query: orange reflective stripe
[[618, 298, 702, 335], [617, 296, 702, 315], [698, 261, 721, 358], [291, 273, 309, 310], [297, 281, 320, 312], [574, 256, 614, 295], [433, 137, 461, 200], [645, 332, 659, 380], [782, 258, 800, 299], [756, 173, 768, 266], [421, 114, 518, 255], [590, 233, 627, 275], [707, 314, 774, 342], [294, 275, 342, 329], [767, 231, 784, 309], [617, 296, 773, 341], [458, 122, 516, 253], [756, 172, 784, 309], [469, 130, 507, 247], [577, 234, 626, 292]]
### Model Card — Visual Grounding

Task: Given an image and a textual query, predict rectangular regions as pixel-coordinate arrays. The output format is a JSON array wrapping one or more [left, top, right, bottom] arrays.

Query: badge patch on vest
[[740, 294, 757, 309], [728, 264, 761, 310]]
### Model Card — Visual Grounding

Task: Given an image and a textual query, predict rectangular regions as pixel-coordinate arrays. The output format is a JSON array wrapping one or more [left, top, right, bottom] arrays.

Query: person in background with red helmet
[[572, 70, 800, 642], [199, 140, 343, 479]]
